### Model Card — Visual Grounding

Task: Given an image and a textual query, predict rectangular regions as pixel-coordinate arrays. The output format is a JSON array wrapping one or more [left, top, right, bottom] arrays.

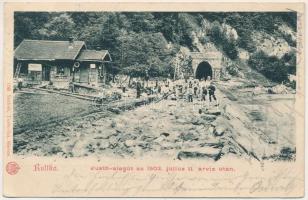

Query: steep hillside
[[14, 12, 297, 85]]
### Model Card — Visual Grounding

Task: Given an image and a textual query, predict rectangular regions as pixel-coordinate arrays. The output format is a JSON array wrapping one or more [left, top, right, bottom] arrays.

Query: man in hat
[[208, 82, 217, 105]]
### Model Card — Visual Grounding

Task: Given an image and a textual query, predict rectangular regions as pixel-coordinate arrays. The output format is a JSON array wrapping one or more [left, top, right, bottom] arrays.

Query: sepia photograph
[[13, 11, 297, 161], [2, 2, 305, 198]]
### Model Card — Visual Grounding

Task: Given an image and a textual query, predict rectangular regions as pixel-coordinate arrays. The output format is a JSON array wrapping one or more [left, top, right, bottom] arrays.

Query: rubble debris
[[97, 140, 109, 150], [214, 126, 226, 136], [108, 108, 121, 114], [177, 148, 222, 161], [200, 114, 217, 122], [160, 132, 170, 137], [179, 132, 199, 141], [14, 81, 295, 162], [124, 140, 137, 147]]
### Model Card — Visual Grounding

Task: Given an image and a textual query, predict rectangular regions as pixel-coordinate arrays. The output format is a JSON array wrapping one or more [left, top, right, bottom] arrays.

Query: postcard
[[2, 2, 305, 197]]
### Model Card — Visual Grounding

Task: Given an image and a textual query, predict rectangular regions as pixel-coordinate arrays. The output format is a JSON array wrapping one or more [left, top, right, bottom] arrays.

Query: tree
[[116, 31, 172, 78], [14, 12, 49, 46], [238, 33, 256, 53], [155, 13, 179, 43], [223, 40, 238, 60], [124, 13, 156, 32], [248, 51, 289, 82], [38, 13, 76, 40], [209, 20, 223, 45]]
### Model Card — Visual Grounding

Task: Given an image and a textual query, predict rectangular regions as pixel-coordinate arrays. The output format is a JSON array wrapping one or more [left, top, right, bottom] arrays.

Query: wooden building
[[14, 39, 112, 89]]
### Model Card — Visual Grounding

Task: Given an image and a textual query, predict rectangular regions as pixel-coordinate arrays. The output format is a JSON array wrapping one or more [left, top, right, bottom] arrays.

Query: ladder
[[14, 63, 21, 79]]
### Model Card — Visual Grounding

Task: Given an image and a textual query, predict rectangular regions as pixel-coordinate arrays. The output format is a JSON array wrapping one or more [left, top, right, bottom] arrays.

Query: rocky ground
[[13, 80, 296, 162]]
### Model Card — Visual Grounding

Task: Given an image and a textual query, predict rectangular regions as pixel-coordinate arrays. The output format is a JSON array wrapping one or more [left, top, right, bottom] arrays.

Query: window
[[57, 66, 65, 75]]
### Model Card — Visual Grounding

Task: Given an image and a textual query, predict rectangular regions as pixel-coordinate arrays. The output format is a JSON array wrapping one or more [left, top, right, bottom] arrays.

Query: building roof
[[77, 50, 112, 62], [14, 39, 85, 60]]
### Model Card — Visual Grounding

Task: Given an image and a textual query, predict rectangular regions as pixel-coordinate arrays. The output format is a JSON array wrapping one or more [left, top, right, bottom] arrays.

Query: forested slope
[[14, 12, 297, 84]]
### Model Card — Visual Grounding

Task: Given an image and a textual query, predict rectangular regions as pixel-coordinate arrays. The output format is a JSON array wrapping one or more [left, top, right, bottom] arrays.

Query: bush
[[223, 41, 238, 60], [210, 21, 224, 45], [209, 21, 238, 60], [248, 51, 289, 83], [287, 80, 296, 90], [226, 63, 239, 76], [282, 33, 296, 47], [238, 34, 257, 53]]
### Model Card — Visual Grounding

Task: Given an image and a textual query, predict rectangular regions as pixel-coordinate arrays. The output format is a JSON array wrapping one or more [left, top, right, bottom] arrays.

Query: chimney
[[68, 37, 74, 49], [68, 36, 74, 43]]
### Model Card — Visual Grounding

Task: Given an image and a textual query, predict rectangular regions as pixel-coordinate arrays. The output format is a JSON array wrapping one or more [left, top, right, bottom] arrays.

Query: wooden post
[[72, 64, 75, 82], [14, 62, 22, 79], [103, 63, 106, 84]]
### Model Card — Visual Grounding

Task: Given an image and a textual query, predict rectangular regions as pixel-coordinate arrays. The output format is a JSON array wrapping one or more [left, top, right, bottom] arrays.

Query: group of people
[[178, 77, 217, 105], [133, 76, 218, 106]]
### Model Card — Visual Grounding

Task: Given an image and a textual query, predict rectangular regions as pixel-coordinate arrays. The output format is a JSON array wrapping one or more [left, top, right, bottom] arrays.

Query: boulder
[[137, 142, 151, 150], [191, 118, 205, 125], [108, 107, 121, 114], [110, 121, 117, 128], [211, 117, 229, 137], [109, 136, 119, 148], [118, 133, 137, 142], [77, 124, 85, 128], [176, 118, 188, 124], [160, 132, 170, 137], [208, 126, 215, 135], [64, 126, 72, 131], [140, 135, 157, 142], [188, 146, 222, 155], [210, 116, 225, 127], [206, 110, 221, 116], [179, 132, 199, 141], [154, 136, 166, 143], [201, 114, 217, 122], [160, 141, 176, 150], [124, 140, 137, 147], [177, 149, 222, 161], [214, 126, 226, 136], [50, 146, 63, 154], [97, 140, 110, 149], [195, 125, 206, 134]]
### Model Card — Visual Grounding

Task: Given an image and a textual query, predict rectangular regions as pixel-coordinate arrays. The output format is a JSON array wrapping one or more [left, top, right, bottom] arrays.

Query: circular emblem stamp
[[6, 162, 20, 175]]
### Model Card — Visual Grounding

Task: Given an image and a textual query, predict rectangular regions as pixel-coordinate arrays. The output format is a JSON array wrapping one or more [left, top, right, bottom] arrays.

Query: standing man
[[193, 80, 198, 96], [136, 82, 141, 98], [17, 77, 23, 90], [188, 80, 193, 89], [188, 81, 193, 102], [69, 81, 75, 93], [201, 86, 207, 101], [145, 69, 149, 87], [208, 82, 217, 104]]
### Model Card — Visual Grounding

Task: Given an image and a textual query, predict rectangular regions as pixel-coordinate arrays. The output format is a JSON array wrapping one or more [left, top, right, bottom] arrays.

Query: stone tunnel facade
[[191, 51, 224, 80]]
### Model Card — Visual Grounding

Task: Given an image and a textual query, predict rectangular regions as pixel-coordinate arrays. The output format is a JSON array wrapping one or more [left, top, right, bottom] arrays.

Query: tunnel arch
[[195, 61, 213, 80]]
